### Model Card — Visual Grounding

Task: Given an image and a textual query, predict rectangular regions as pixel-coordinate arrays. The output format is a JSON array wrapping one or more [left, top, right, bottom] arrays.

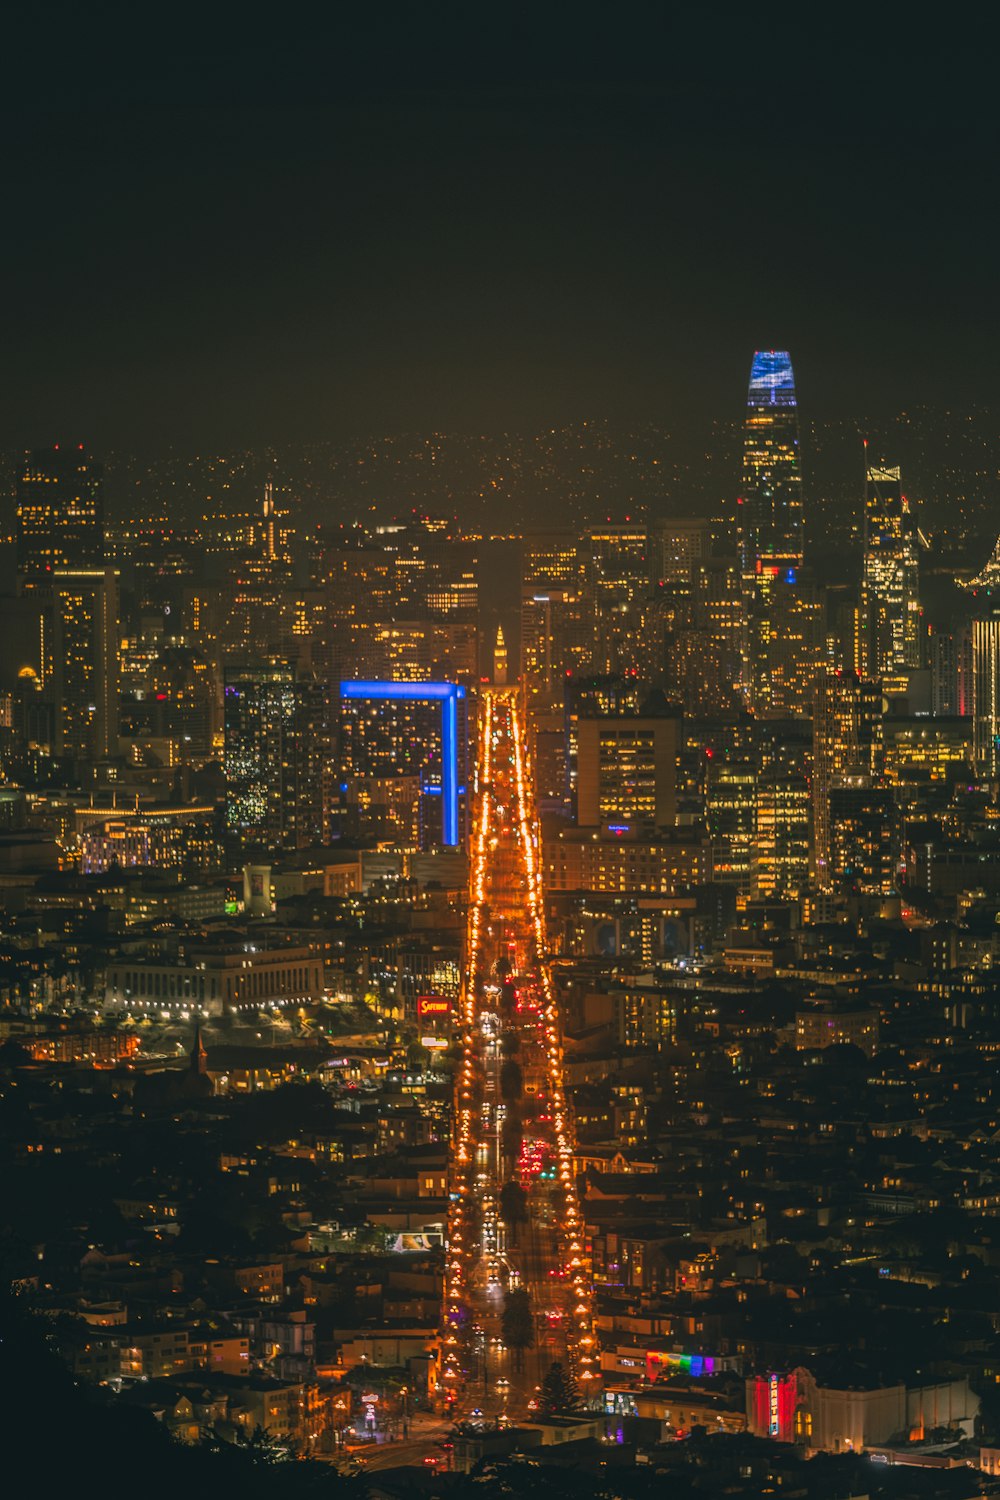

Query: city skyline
[[7, 338, 1000, 1488], [10, 12, 1000, 1495]]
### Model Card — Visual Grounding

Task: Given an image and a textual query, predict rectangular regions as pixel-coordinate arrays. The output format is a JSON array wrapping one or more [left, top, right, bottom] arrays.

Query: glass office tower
[[738, 351, 814, 715]]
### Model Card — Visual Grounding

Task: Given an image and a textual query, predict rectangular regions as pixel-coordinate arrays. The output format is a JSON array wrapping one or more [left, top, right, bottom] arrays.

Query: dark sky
[[3, 6, 997, 453]]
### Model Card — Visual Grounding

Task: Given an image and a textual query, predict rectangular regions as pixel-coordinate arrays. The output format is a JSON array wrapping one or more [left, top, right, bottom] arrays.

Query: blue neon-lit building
[[746, 348, 797, 408], [338, 680, 467, 849]]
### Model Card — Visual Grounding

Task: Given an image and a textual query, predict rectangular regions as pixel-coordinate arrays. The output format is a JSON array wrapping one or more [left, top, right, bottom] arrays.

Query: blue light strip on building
[[340, 680, 465, 847], [441, 687, 459, 846], [341, 680, 460, 701]]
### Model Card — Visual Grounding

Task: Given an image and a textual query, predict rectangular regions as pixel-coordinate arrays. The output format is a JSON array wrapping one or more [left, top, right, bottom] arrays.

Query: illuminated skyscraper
[[858, 463, 921, 685], [225, 482, 296, 659], [583, 524, 656, 678], [586, 524, 649, 605], [224, 663, 297, 847], [931, 629, 973, 717], [323, 545, 396, 681], [972, 615, 1000, 775], [812, 668, 884, 889], [224, 664, 333, 850], [670, 557, 742, 715], [740, 351, 803, 564], [706, 754, 757, 900], [828, 784, 897, 896], [16, 445, 104, 594], [338, 680, 468, 850], [738, 351, 816, 715], [752, 773, 810, 899], [652, 518, 710, 591], [575, 710, 677, 831], [563, 674, 645, 807], [521, 531, 593, 707], [50, 566, 120, 764], [597, 596, 671, 679], [522, 530, 582, 587]]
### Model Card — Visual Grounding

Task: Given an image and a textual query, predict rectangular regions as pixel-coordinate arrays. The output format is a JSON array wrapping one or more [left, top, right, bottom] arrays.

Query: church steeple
[[190, 1025, 208, 1076]]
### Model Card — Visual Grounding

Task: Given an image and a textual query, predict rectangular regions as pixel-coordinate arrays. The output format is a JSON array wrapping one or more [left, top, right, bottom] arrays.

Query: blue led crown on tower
[[339, 680, 465, 847], [747, 350, 797, 408]]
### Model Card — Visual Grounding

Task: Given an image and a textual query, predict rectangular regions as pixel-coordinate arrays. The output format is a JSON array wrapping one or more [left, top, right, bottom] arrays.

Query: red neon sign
[[417, 996, 451, 1017]]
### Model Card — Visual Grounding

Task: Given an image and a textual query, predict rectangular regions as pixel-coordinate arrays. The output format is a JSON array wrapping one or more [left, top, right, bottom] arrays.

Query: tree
[[538, 1360, 581, 1417], [0, 1288, 365, 1498], [501, 1105, 523, 1170], [500, 1057, 523, 1104], [0, 1038, 32, 1069], [499, 1179, 528, 1246], [501, 1286, 534, 1371], [242, 1080, 340, 1142]]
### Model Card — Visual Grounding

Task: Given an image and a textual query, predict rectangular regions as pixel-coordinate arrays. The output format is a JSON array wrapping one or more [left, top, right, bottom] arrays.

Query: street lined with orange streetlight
[[443, 689, 596, 1419]]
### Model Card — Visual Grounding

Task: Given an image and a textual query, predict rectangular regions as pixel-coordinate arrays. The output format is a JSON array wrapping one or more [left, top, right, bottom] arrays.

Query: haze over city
[[4, 9, 1000, 453]]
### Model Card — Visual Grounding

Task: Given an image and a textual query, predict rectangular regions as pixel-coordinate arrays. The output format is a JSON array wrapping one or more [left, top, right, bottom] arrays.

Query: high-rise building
[[858, 463, 922, 686], [16, 445, 105, 593], [972, 615, 1000, 775], [755, 716, 813, 783], [882, 716, 973, 785], [338, 680, 469, 850], [828, 785, 897, 896], [521, 588, 594, 707], [931, 628, 973, 718], [670, 557, 743, 716], [223, 663, 333, 850], [321, 535, 478, 688], [594, 594, 670, 680], [737, 351, 815, 716], [522, 531, 593, 707], [768, 579, 824, 716], [522, 530, 583, 588], [544, 825, 706, 897], [323, 545, 396, 682], [563, 675, 646, 808], [753, 718, 812, 897], [586, 524, 649, 606], [705, 756, 757, 899], [224, 482, 296, 660], [812, 668, 884, 890], [224, 662, 295, 845], [381, 519, 478, 621], [752, 774, 810, 900], [533, 708, 570, 817], [285, 675, 337, 848], [576, 712, 677, 831], [739, 351, 803, 567], [50, 567, 120, 765], [652, 518, 710, 592]]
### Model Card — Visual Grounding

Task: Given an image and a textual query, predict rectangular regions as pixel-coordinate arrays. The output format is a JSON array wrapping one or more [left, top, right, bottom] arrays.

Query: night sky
[[2, 8, 997, 453]]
